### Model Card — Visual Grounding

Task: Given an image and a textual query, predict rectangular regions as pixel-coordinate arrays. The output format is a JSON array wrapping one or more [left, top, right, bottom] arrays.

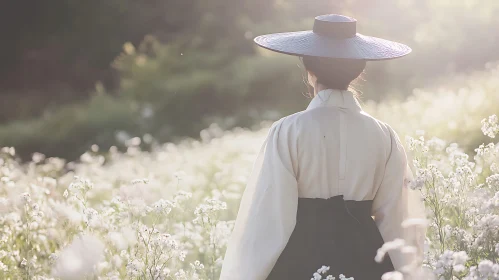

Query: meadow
[[1, 63, 499, 280]]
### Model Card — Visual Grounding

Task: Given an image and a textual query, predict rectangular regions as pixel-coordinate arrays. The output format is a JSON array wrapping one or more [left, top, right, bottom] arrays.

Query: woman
[[220, 14, 426, 280]]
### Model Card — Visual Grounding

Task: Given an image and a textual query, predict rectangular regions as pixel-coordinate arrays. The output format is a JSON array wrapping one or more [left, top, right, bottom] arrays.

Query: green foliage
[[113, 36, 307, 142], [0, 93, 140, 160]]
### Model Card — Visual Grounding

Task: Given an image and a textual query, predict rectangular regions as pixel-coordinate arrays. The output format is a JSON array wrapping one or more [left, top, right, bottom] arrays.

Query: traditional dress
[[220, 89, 426, 280]]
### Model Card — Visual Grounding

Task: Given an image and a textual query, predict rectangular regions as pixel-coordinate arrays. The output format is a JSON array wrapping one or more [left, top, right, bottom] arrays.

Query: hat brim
[[254, 31, 411, 61]]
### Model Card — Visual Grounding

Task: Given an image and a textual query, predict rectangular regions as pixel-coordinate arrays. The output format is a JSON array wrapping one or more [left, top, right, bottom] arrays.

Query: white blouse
[[220, 89, 426, 280]]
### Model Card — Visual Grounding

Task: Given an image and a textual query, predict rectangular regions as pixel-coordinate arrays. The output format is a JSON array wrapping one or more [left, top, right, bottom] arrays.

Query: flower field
[[1, 64, 499, 280]]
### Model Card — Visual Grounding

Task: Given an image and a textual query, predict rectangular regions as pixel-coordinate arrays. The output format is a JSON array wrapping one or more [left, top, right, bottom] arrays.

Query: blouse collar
[[306, 89, 362, 111]]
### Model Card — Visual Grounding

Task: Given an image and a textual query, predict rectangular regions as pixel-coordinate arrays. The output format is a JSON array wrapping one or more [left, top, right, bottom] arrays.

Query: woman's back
[[263, 89, 406, 279], [220, 89, 425, 280], [288, 89, 391, 201]]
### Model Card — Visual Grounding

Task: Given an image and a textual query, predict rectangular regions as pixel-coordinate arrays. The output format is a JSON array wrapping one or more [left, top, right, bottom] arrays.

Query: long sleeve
[[220, 118, 299, 280], [371, 126, 426, 272]]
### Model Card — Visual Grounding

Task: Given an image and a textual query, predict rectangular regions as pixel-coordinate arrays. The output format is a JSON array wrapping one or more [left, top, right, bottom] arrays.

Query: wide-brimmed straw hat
[[254, 14, 411, 61]]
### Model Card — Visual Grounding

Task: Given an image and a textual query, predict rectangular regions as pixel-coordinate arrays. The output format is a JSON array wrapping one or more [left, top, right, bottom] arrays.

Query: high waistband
[[297, 195, 373, 216], [295, 195, 373, 232]]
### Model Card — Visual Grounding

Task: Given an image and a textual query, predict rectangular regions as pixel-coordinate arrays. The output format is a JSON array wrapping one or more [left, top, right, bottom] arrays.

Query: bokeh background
[[1, 0, 498, 160]]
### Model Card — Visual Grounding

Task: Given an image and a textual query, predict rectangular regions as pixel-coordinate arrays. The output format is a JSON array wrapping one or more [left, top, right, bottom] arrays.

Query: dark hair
[[301, 56, 366, 91]]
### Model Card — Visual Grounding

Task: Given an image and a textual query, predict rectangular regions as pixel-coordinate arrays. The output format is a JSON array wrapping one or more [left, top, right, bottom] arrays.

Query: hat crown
[[313, 14, 357, 39]]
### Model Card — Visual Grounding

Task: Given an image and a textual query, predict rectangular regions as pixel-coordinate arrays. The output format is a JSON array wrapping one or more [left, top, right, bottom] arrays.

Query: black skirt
[[267, 195, 394, 280]]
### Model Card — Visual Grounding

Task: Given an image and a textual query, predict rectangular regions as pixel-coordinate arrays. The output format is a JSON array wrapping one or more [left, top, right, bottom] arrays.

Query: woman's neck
[[314, 84, 349, 96], [313, 83, 329, 96]]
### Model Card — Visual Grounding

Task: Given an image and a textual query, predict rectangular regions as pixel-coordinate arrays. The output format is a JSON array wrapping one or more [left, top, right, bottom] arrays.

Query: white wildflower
[[0, 261, 7, 271], [151, 199, 174, 215], [126, 259, 144, 277], [312, 272, 322, 280], [382, 271, 404, 280], [481, 114, 499, 138], [375, 239, 406, 263], [317, 265, 330, 274], [52, 234, 105, 279]]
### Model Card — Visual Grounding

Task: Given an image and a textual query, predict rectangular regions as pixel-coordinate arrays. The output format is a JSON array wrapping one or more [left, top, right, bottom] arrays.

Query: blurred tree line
[[0, 0, 498, 160]]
